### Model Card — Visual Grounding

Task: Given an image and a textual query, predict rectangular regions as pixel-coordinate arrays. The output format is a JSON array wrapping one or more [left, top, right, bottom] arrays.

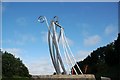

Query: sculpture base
[[32, 74, 96, 80]]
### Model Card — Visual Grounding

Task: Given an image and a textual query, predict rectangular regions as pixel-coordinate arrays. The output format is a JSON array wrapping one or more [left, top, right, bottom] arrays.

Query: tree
[[71, 33, 120, 79], [114, 33, 120, 65], [104, 43, 115, 66], [2, 51, 30, 77]]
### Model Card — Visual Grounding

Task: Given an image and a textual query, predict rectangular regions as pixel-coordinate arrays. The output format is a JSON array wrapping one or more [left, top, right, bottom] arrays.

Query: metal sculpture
[[38, 16, 83, 75]]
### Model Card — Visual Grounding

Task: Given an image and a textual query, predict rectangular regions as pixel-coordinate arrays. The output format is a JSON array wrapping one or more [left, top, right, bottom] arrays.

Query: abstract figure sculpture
[[38, 16, 83, 75]]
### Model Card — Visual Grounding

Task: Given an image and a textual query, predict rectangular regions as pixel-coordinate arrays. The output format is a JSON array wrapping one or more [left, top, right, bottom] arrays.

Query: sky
[[2, 2, 118, 75]]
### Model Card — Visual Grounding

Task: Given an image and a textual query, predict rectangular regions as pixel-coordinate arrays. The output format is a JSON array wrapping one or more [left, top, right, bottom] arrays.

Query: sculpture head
[[38, 16, 45, 23]]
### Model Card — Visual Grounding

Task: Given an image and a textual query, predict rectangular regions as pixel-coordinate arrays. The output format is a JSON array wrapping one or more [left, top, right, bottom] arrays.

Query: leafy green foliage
[[72, 33, 120, 79], [2, 51, 30, 78]]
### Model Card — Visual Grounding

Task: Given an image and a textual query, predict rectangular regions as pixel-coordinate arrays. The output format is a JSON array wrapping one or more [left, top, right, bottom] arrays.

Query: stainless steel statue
[[38, 16, 83, 75]]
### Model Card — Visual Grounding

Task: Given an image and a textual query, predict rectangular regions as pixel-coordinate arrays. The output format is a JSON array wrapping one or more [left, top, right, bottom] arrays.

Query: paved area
[[32, 74, 96, 80]]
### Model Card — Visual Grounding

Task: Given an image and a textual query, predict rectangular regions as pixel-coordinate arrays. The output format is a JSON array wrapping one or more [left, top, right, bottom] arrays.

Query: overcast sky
[[2, 2, 118, 75]]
